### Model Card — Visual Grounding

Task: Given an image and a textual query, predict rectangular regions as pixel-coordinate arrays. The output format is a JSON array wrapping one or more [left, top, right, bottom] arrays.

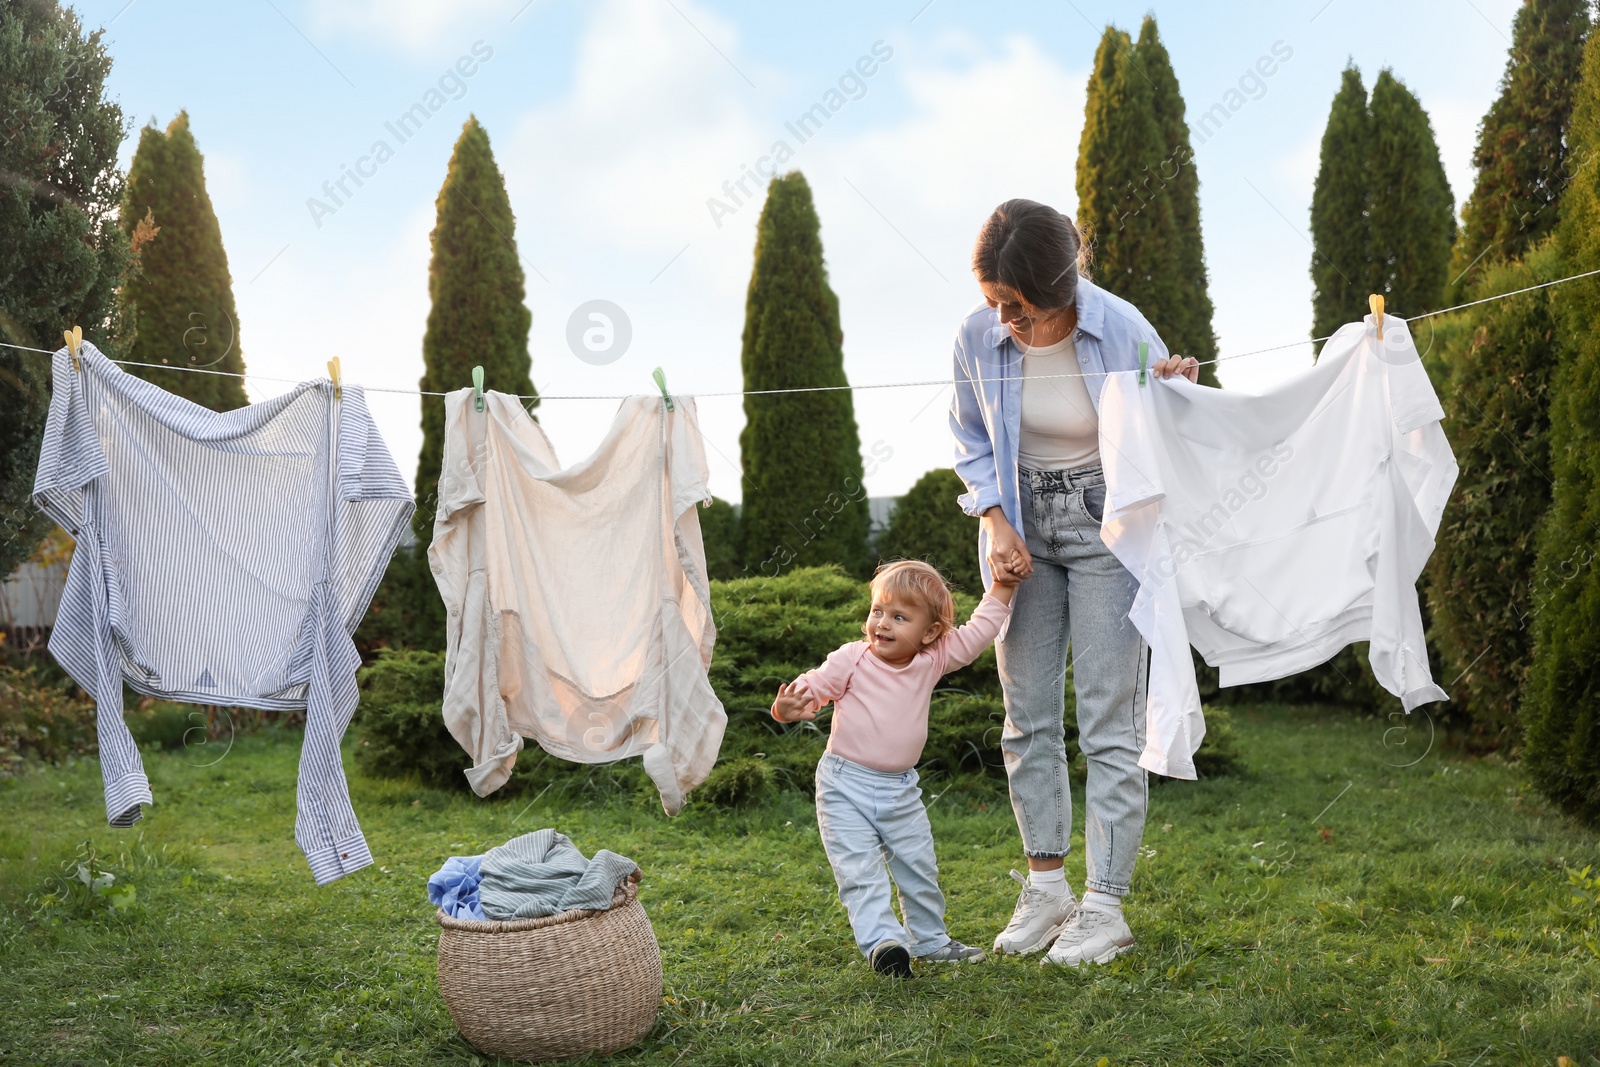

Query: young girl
[[772, 560, 1016, 977]]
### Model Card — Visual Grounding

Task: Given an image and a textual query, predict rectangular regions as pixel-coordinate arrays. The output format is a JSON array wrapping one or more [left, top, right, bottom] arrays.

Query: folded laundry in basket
[[478, 829, 640, 921], [428, 855, 486, 920]]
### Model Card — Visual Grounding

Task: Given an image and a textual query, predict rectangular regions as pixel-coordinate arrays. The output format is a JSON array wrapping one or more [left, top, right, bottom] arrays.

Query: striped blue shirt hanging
[[32, 342, 414, 884]]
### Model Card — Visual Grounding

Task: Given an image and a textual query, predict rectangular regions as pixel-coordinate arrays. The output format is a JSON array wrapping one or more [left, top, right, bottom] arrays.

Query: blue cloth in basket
[[428, 855, 485, 920]]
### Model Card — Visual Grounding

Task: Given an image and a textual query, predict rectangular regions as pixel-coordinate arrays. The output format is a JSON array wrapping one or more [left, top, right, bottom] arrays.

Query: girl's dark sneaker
[[869, 939, 913, 978]]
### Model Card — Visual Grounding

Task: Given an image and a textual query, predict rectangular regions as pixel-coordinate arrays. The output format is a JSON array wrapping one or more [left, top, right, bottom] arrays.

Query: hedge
[[354, 566, 1243, 804]]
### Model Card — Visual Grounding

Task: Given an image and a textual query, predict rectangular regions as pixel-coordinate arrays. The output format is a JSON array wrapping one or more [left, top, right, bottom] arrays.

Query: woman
[[949, 199, 1200, 967]]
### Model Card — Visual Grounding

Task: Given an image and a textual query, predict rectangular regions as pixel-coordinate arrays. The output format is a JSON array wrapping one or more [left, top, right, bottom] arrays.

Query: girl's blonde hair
[[866, 560, 956, 641]]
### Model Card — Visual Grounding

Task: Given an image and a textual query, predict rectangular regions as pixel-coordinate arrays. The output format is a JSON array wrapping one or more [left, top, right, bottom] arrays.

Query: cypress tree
[[700, 497, 743, 581], [1367, 71, 1456, 318], [1133, 17, 1219, 388], [876, 469, 981, 595], [1298, 66, 1453, 708], [1450, 0, 1591, 297], [1425, 241, 1560, 741], [119, 112, 248, 410], [738, 172, 870, 578], [0, 0, 130, 578], [414, 115, 536, 542], [1310, 65, 1377, 345], [1522, 27, 1600, 823], [1311, 66, 1456, 335], [360, 117, 534, 655], [1076, 27, 1181, 355]]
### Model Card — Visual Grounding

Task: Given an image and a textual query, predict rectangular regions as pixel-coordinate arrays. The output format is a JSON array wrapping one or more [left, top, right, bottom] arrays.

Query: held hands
[[987, 565, 1021, 604], [982, 507, 1033, 584], [772, 681, 820, 723]]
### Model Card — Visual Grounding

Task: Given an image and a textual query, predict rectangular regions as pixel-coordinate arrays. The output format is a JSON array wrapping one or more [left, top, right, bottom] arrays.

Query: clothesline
[[4, 265, 1597, 400]]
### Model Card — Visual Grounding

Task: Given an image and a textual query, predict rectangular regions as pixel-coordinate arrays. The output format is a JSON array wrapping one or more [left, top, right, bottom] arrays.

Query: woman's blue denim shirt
[[949, 275, 1170, 587]]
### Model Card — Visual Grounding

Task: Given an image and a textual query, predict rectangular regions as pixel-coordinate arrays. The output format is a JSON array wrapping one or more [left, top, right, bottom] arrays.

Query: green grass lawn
[[1, 703, 1597, 1066]]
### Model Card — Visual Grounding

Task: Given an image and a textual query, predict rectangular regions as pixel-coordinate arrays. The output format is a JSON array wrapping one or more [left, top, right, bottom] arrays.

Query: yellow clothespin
[[1369, 294, 1385, 340], [327, 356, 342, 401], [62, 326, 82, 372]]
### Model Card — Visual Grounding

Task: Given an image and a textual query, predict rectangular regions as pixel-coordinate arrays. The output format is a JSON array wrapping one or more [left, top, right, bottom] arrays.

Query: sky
[[72, 0, 1521, 503]]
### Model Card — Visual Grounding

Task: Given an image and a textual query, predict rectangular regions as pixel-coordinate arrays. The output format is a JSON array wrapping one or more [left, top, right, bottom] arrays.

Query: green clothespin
[[1138, 341, 1149, 386], [652, 367, 674, 412], [472, 365, 484, 412]]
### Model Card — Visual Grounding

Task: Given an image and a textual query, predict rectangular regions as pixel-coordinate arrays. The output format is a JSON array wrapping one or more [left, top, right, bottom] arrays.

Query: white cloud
[[308, 0, 527, 54], [504, 0, 771, 266], [492, 6, 1090, 500], [238, 0, 1093, 501], [814, 35, 1085, 226]]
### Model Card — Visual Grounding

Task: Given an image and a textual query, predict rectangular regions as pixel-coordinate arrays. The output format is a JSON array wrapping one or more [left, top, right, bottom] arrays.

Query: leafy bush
[[1192, 704, 1244, 779], [1133, 705, 1244, 785], [922, 691, 1017, 778], [709, 565, 1000, 753], [1, 662, 308, 778], [708, 565, 874, 717], [127, 702, 209, 751], [354, 545, 446, 658], [353, 647, 655, 801], [699, 497, 743, 581], [1522, 27, 1600, 824], [0, 664, 98, 776], [354, 565, 1246, 800], [876, 469, 981, 594], [352, 648, 462, 790], [1425, 242, 1562, 743], [29, 841, 139, 921], [1195, 643, 1397, 713], [695, 756, 774, 808]]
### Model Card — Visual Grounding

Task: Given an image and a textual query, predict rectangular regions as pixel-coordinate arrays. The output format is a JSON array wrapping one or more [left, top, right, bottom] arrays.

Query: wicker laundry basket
[[435, 882, 662, 1061]]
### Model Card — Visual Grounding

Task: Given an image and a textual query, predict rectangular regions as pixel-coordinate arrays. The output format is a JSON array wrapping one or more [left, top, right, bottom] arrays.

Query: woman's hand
[[1152, 355, 1200, 383], [772, 681, 818, 723], [982, 507, 1033, 582]]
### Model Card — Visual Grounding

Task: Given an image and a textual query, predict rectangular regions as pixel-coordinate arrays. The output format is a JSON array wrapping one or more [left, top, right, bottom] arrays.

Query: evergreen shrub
[[876, 470, 981, 595], [354, 567, 1246, 801], [1522, 24, 1600, 824], [0, 665, 97, 776]]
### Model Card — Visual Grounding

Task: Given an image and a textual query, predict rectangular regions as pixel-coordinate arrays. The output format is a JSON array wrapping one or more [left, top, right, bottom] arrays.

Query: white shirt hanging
[[1097, 314, 1457, 779], [428, 390, 727, 814]]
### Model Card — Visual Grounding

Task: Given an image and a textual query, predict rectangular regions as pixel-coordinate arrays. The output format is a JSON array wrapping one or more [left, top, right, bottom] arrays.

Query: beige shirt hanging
[[427, 390, 727, 815]]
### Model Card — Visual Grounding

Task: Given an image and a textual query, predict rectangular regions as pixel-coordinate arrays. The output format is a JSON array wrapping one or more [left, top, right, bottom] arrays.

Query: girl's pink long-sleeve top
[[793, 594, 1012, 773]]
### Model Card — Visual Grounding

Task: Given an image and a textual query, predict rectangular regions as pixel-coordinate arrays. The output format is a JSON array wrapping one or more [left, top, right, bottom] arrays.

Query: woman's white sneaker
[[992, 870, 1077, 956], [1042, 906, 1134, 967]]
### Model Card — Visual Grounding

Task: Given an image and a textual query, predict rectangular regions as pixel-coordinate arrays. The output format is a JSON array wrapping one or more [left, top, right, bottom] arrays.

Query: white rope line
[[5, 265, 1598, 401]]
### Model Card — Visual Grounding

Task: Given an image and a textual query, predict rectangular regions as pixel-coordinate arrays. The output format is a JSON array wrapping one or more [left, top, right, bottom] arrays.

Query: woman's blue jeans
[[997, 465, 1149, 896]]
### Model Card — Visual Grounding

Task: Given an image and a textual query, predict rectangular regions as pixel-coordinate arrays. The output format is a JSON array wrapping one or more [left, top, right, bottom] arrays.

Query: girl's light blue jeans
[[997, 465, 1150, 896], [814, 751, 952, 958]]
